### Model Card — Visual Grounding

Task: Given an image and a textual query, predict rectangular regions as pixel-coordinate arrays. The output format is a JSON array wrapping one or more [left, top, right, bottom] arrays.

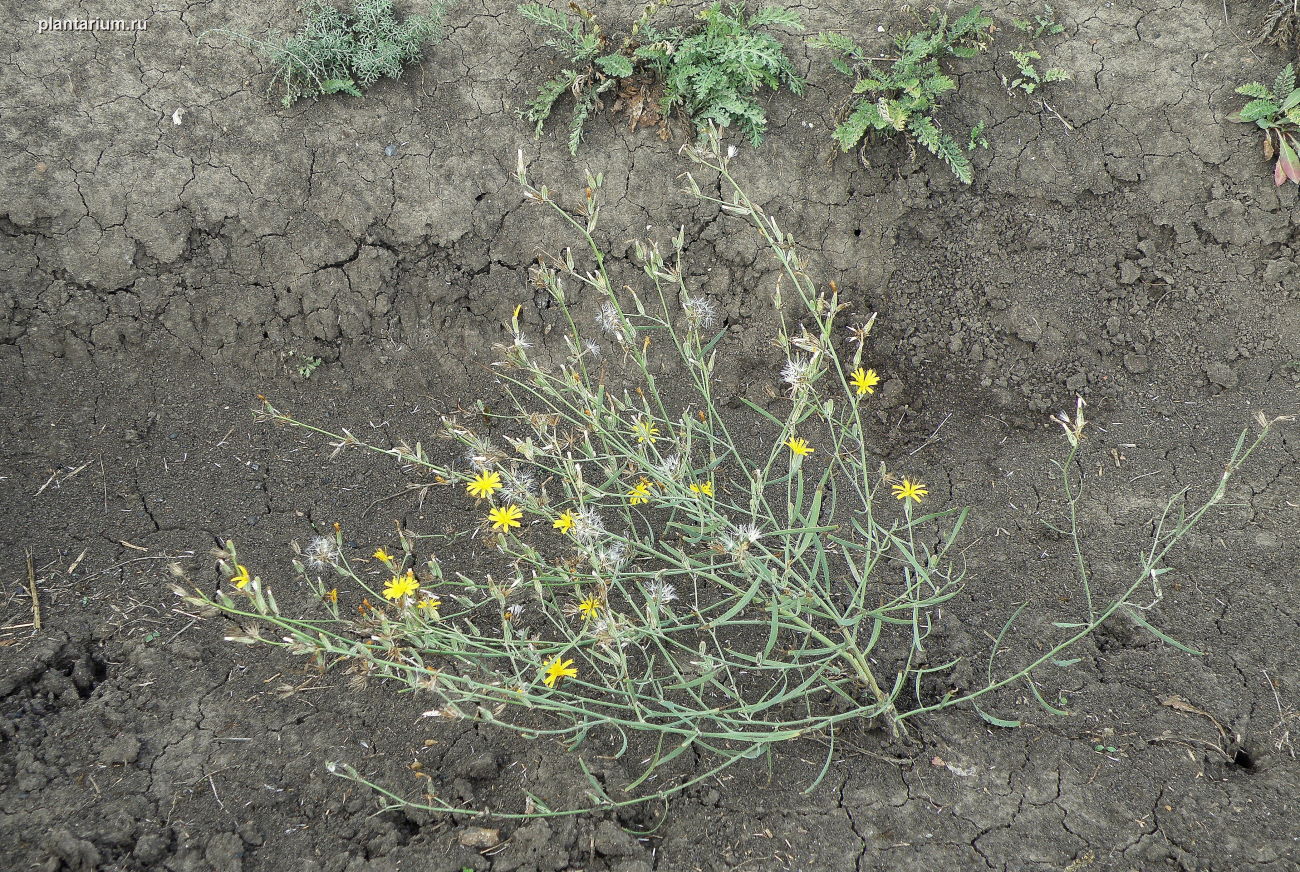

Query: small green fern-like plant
[[518, 1, 669, 154], [1006, 49, 1069, 95], [637, 3, 804, 145], [520, 1, 802, 152], [1230, 64, 1300, 186], [813, 7, 994, 184], [1011, 4, 1065, 39], [1004, 6, 1069, 96], [204, 0, 446, 107], [1260, 0, 1300, 51]]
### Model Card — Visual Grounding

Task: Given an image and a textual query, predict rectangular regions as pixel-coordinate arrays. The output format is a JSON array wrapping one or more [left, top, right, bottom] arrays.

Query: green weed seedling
[[1260, 0, 1300, 51], [298, 356, 324, 379], [1006, 49, 1069, 95], [203, 0, 446, 107], [284, 350, 325, 379], [814, 7, 995, 183], [520, 1, 802, 152], [637, 3, 804, 145], [1230, 63, 1300, 186], [1011, 4, 1064, 40], [1004, 5, 1069, 97], [518, 0, 674, 154]]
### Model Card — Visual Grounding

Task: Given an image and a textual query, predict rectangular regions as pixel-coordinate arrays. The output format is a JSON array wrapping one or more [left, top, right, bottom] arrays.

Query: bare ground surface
[[2, 0, 1299, 869]]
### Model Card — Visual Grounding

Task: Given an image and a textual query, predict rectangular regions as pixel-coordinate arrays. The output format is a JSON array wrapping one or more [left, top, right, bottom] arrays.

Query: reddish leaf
[[1279, 135, 1300, 184], [1277, 157, 1287, 186]]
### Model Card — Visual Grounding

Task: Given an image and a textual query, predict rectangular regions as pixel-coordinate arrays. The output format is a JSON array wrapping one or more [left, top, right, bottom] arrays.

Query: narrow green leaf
[[987, 602, 1027, 682], [738, 397, 786, 428], [1025, 676, 1069, 715], [1122, 606, 1203, 654], [973, 702, 1020, 728]]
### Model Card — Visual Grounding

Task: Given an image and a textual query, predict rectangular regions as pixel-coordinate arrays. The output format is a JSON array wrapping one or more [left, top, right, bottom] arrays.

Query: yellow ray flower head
[[553, 510, 576, 534], [577, 597, 600, 620], [891, 478, 928, 504], [542, 656, 578, 688], [850, 367, 881, 396], [232, 564, 252, 589], [383, 570, 419, 601], [688, 481, 714, 497], [488, 504, 523, 532], [628, 479, 653, 505], [466, 470, 502, 499], [416, 595, 442, 611], [372, 548, 394, 562], [631, 419, 661, 444], [785, 437, 814, 457]]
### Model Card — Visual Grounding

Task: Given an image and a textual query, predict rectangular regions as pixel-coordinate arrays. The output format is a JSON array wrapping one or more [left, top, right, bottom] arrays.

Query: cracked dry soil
[[2, 0, 1299, 869]]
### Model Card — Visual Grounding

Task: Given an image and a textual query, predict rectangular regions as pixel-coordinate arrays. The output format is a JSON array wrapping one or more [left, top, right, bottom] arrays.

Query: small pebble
[[457, 827, 501, 849]]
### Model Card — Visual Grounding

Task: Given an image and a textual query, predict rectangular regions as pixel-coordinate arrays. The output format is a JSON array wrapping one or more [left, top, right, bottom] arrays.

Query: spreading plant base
[[203, 0, 446, 106], [180, 134, 1281, 818], [519, 1, 804, 152]]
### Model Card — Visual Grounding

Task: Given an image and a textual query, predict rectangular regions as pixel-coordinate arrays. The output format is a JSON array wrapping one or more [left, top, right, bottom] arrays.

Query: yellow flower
[[231, 564, 251, 589], [373, 548, 394, 562], [688, 481, 714, 497], [891, 478, 928, 504], [577, 597, 600, 620], [850, 367, 881, 396], [542, 656, 578, 688], [785, 437, 814, 457], [631, 420, 661, 444], [416, 596, 442, 611], [383, 570, 419, 601], [466, 470, 502, 499], [553, 511, 576, 534], [323, 588, 338, 604], [628, 479, 653, 505], [488, 504, 523, 532]]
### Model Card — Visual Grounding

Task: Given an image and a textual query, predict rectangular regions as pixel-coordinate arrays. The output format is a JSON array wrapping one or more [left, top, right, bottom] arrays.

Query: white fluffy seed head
[[304, 535, 340, 569], [781, 357, 813, 391], [464, 436, 500, 472], [655, 452, 685, 480], [593, 541, 628, 573], [501, 467, 538, 503], [646, 579, 678, 604], [597, 302, 633, 344], [572, 508, 607, 545], [683, 296, 719, 330]]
